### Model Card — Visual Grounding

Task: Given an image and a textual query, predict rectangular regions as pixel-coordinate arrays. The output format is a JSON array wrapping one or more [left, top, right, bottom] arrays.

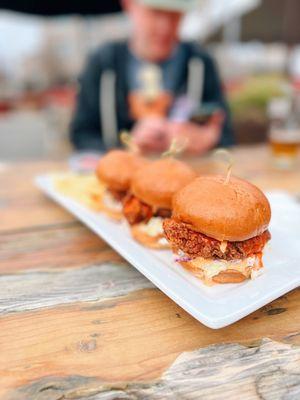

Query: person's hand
[[131, 117, 170, 154], [167, 112, 224, 155]]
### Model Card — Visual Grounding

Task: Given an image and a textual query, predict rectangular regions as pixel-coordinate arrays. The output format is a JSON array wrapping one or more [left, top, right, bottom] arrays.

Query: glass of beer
[[268, 96, 300, 169], [269, 128, 300, 169]]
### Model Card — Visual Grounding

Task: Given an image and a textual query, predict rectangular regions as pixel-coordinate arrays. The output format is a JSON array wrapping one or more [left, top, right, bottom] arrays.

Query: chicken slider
[[123, 158, 196, 248], [96, 150, 147, 220], [163, 175, 271, 285]]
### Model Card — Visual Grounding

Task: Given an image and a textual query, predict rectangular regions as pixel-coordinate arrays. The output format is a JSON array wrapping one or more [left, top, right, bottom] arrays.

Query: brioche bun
[[131, 158, 196, 210], [173, 175, 271, 242], [96, 150, 147, 192]]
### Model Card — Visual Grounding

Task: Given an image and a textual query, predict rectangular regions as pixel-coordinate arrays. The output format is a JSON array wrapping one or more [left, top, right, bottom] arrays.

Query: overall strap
[[100, 70, 118, 148], [187, 56, 204, 106]]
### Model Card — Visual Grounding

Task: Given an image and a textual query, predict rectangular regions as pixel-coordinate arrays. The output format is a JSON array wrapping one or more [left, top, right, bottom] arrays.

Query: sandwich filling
[[163, 218, 270, 284], [179, 253, 263, 285], [123, 195, 172, 245], [123, 195, 171, 226], [140, 217, 164, 237], [136, 217, 169, 246]]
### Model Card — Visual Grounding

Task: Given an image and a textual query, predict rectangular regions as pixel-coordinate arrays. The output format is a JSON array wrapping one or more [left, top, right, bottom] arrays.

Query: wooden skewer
[[213, 149, 234, 185], [162, 137, 189, 158], [120, 131, 139, 154]]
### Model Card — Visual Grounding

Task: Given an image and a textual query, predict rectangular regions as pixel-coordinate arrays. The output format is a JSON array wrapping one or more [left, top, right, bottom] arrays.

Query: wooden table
[[1, 145, 300, 400]]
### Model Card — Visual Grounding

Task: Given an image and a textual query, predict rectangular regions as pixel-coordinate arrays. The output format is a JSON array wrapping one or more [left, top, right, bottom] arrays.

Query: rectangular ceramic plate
[[36, 175, 300, 329]]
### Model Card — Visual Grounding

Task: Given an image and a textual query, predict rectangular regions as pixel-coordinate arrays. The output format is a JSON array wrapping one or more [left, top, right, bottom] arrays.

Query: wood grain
[[0, 224, 124, 273], [0, 161, 74, 233], [1, 287, 300, 398], [8, 339, 297, 400], [93, 339, 300, 400], [0, 263, 153, 314]]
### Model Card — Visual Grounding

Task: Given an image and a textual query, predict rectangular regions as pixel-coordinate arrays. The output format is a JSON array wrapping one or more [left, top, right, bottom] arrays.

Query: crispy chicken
[[123, 195, 171, 225], [163, 218, 271, 260]]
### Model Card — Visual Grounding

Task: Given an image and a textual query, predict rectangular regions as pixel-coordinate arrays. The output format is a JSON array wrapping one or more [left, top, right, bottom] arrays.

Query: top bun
[[96, 150, 147, 192], [173, 175, 271, 241], [131, 158, 196, 210]]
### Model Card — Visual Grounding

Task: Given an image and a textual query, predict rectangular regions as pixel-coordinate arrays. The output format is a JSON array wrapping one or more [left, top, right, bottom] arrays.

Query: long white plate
[[36, 175, 300, 329]]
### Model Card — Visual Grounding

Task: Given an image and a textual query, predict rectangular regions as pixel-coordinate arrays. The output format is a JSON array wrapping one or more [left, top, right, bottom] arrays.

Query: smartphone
[[190, 103, 221, 125]]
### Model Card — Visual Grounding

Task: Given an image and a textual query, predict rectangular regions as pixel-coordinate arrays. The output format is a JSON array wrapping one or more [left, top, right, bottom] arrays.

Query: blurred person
[[70, 0, 234, 154]]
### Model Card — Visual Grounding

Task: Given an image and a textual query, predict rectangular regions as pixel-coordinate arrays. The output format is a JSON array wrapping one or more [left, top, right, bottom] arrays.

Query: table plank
[[0, 161, 74, 232], [1, 288, 300, 399], [0, 224, 123, 273], [3, 340, 300, 400], [0, 262, 153, 314]]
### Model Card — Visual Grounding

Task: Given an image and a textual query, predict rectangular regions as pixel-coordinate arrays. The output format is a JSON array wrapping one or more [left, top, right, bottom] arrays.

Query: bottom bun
[[179, 255, 263, 286], [97, 190, 123, 221], [211, 270, 247, 284], [131, 224, 170, 249]]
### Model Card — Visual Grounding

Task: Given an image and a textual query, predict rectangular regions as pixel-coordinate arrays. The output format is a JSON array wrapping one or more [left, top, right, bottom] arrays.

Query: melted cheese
[[140, 217, 164, 237]]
